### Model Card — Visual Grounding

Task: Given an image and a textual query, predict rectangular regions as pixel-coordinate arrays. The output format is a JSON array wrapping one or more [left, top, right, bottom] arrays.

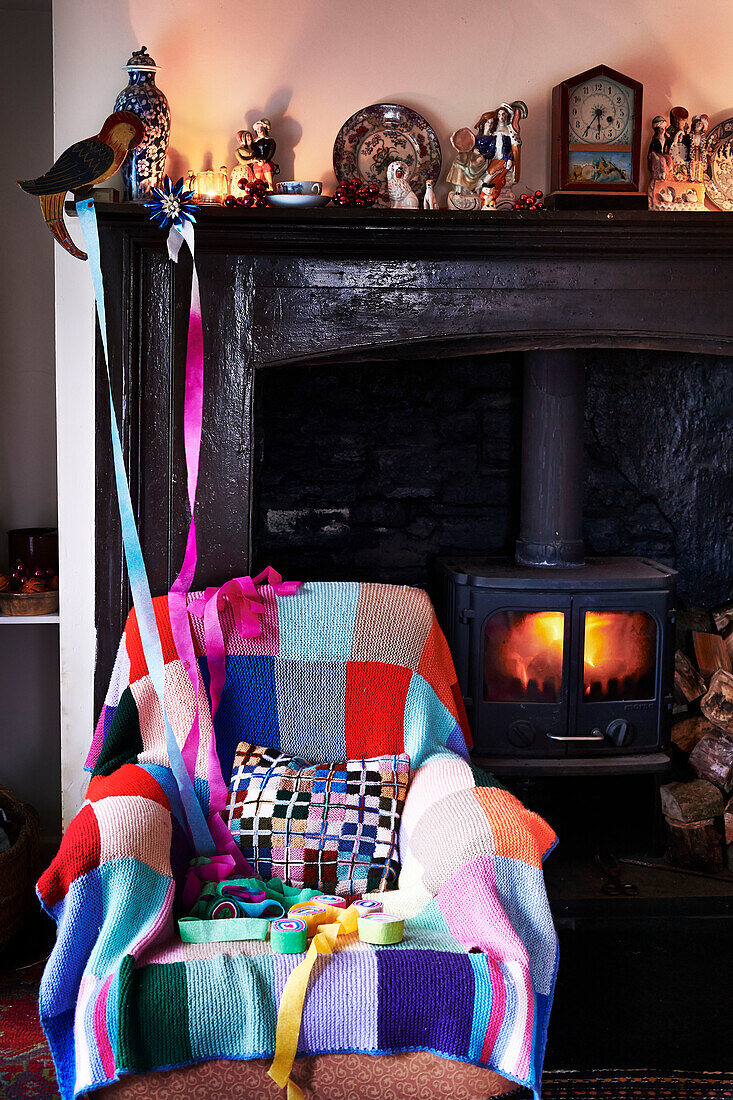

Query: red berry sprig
[[515, 189, 545, 211], [332, 178, 380, 207], [224, 178, 271, 208]]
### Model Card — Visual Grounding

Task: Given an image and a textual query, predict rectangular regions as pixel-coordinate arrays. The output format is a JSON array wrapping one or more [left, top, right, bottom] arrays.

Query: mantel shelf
[[74, 201, 733, 261]]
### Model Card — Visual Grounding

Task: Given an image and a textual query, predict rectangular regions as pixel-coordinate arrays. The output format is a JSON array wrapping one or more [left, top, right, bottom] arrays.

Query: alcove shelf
[[0, 615, 59, 625]]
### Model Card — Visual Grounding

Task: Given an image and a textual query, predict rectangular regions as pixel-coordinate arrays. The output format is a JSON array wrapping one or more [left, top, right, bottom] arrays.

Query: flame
[[505, 611, 565, 692]]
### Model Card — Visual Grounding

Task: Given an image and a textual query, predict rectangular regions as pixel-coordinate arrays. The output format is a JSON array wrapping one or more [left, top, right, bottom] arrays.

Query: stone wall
[[255, 350, 733, 608]]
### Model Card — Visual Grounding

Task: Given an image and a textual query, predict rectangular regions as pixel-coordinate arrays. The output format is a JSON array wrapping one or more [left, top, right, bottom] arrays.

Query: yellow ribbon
[[268, 904, 359, 1098]]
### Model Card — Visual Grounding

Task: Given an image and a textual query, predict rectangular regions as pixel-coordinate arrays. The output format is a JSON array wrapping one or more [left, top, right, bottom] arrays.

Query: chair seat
[[100, 1052, 519, 1098]]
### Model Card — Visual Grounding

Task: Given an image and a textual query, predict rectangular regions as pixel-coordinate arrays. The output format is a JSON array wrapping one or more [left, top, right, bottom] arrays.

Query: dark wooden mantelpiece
[[94, 204, 733, 707]]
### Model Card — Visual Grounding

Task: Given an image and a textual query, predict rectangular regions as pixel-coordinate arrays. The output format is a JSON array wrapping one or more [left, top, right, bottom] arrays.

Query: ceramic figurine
[[114, 47, 170, 201], [423, 178, 438, 210], [387, 160, 419, 209], [480, 185, 496, 211], [647, 106, 708, 211], [250, 118, 279, 191], [17, 111, 144, 259], [446, 101, 527, 210], [230, 130, 256, 196]]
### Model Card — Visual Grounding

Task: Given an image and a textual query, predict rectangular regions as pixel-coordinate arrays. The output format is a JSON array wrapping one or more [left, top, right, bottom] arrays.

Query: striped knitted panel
[[350, 583, 435, 669]]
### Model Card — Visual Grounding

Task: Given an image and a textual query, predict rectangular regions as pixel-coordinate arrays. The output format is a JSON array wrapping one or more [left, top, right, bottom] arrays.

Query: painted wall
[[1, 8, 60, 848], [53, 0, 733, 823]]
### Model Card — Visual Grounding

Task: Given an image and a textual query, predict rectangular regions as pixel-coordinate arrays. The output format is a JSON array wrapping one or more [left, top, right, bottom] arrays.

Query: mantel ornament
[[446, 100, 528, 211], [114, 46, 170, 201], [231, 118, 280, 196], [647, 106, 709, 211]]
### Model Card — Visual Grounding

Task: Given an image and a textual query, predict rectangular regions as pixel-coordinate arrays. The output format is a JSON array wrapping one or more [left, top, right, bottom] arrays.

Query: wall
[[1, 7, 60, 847], [53, 0, 733, 823]]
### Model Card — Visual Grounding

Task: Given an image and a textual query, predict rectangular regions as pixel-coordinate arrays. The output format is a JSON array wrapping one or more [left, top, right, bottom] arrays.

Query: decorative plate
[[704, 117, 733, 210], [267, 193, 332, 208], [333, 103, 441, 203]]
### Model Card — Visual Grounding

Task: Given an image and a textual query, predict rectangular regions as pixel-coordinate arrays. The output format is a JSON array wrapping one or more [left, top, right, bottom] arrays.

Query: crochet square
[[224, 743, 410, 895]]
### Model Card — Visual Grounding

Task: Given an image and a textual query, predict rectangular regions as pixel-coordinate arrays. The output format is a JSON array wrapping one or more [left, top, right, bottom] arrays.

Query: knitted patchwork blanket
[[38, 581, 558, 1099]]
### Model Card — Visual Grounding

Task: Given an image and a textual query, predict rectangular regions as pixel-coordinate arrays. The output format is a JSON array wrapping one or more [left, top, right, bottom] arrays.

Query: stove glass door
[[582, 610, 657, 701], [484, 609, 566, 703]]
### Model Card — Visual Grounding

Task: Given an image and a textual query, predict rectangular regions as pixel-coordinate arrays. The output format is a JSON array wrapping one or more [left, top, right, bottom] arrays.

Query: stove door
[[568, 596, 664, 754], [474, 592, 572, 756]]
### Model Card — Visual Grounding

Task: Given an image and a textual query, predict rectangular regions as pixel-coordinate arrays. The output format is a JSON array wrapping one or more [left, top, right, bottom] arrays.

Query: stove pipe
[[515, 349, 585, 568]]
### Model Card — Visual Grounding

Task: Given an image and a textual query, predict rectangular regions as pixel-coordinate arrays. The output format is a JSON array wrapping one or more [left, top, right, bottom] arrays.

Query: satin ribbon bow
[[188, 568, 300, 720]]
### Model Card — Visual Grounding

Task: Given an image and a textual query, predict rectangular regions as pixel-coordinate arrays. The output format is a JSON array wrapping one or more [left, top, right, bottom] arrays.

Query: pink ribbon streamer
[[181, 853, 237, 911], [161, 220, 300, 869]]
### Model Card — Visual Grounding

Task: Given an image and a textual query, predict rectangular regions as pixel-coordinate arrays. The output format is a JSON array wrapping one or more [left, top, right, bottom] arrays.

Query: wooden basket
[[0, 787, 40, 950], [0, 590, 58, 617]]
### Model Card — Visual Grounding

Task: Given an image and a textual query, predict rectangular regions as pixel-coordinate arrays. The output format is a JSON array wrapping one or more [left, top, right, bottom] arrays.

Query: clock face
[[568, 76, 634, 144], [566, 71, 636, 186]]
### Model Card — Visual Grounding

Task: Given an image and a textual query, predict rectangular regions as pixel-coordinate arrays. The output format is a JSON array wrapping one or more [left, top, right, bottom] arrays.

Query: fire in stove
[[583, 611, 656, 701], [484, 609, 657, 705]]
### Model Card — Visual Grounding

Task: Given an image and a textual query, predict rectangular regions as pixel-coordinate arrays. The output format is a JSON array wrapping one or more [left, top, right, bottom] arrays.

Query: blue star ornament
[[145, 176, 198, 229]]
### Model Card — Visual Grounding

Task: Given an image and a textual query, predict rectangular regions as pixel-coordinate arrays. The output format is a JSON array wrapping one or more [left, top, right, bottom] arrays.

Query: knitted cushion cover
[[37, 581, 558, 1100], [225, 743, 410, 894]]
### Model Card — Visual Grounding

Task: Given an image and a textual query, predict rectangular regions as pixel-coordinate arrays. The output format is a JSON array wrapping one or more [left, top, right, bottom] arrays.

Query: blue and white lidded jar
[[114, 46, 170, 201]]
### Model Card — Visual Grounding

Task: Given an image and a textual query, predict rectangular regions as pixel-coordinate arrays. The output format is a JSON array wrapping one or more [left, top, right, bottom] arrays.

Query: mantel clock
[[552, 65, 643, 195]]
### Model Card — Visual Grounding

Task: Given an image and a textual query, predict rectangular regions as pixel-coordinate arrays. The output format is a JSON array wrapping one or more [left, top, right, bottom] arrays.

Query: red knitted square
[[344, 661, 411, 757], [37, 803, 100, 911], [124, 597, 179, 683]]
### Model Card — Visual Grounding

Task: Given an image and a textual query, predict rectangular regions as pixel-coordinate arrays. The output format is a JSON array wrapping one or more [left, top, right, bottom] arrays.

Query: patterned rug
[[0, 959, 730, 1100], [0, 958, 58, 1098]]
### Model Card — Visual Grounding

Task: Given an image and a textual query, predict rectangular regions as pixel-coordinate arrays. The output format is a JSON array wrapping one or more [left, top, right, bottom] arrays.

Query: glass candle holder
[[196, 167, 228, 204]]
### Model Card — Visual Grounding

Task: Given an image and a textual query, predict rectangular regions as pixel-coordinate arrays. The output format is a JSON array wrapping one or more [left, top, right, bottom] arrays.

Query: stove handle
[[546, 730, 605, 741]]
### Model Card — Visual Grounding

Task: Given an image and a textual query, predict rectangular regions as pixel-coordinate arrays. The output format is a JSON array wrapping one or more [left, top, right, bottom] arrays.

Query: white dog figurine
[[387, 160, 419, 209], [423, 179, 438, 210]]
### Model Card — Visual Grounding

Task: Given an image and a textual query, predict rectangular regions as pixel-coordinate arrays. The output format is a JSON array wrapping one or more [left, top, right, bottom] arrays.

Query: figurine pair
[[446, 101, 528, 211], [231, 118, 279, 194]]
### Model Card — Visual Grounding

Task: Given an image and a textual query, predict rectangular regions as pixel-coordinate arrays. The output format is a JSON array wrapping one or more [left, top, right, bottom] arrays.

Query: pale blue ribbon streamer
[[77, 198, 215, 856]]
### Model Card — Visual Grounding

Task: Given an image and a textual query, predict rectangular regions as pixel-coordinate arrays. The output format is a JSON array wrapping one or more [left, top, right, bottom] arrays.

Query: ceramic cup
[[276, 181, 322, 195]]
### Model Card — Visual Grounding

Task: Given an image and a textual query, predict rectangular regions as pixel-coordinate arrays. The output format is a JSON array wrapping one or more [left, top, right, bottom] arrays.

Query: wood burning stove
[[440, 556, 676, 763], [439, 349, 678, 774]]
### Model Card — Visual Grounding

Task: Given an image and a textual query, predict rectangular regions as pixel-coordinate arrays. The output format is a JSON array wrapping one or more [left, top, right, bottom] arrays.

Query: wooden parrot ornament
[[17, 111, 144, 260]]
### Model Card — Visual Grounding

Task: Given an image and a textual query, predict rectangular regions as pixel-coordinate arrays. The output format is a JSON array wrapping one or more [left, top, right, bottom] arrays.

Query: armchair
[[39, 581, 557, 1099]]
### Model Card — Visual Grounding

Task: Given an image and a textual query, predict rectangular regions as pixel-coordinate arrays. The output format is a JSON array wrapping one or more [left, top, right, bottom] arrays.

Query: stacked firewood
[[664, 603, 733, 873]]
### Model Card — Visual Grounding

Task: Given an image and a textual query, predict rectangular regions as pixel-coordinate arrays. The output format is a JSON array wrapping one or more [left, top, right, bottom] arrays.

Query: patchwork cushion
[[224, 743, 410, 895]]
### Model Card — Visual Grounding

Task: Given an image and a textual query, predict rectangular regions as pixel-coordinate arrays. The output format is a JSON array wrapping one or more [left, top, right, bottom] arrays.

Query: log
[[712, 602, 733, 664], [724, 795, 733, 845], [674, 650, 706, 704], [660, 780, 723, 823], [712, 602, 733, 635], [700, 669, 733, 733], [693, 631, 732, 680], [671, 715, 718, 755], [666, 816, 724, 873], [689, 730, 733, 793]]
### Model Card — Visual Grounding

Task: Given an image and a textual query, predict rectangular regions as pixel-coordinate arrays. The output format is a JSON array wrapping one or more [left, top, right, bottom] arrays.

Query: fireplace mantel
[[94, 204, 733, 705]]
